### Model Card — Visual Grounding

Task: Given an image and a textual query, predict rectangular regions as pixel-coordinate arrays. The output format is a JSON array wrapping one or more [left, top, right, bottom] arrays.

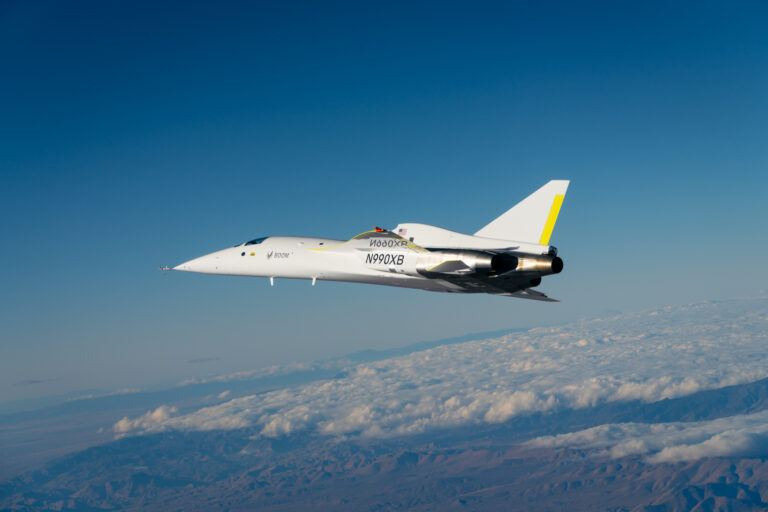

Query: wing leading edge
[[503, 289, 558, 302]]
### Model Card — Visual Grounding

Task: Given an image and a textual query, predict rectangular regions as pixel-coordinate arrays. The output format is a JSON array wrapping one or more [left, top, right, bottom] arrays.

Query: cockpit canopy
[[235, 237, 269, 247]]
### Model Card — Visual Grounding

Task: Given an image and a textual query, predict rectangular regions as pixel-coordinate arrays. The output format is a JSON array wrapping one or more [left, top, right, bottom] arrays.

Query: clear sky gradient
[[2, 1, 767, 404]]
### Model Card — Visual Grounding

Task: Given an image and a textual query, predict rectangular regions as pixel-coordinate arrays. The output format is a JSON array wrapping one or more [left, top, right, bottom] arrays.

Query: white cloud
[[202, 390, 233, 402], [67, 388, 142, 402], [526, 410, 768, 463], [114, 406, 178, 436], [176, 362, 316, 386], [114, 299, 768, 442]]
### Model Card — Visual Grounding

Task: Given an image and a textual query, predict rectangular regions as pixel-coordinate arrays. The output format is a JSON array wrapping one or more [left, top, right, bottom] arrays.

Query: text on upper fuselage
[[369, 239, 407, 248], [267, 251, 291, 260]]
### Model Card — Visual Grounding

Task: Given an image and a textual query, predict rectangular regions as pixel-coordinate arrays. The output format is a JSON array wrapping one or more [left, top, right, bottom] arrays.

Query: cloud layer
[[114, 299, 768, 443], [527, 409, 768, 463]]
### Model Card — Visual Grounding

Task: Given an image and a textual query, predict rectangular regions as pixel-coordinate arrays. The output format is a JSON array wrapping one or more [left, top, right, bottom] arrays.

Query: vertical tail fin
[[474, 180, 569, 244]]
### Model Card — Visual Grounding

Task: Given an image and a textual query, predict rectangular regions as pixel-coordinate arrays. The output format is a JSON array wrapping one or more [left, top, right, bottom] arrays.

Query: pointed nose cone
[[173, 256, 204, 272], [173, 252, 222, 273]]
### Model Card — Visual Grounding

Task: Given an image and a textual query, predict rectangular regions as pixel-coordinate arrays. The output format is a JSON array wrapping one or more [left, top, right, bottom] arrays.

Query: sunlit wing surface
[[419, 261, 557, 298]]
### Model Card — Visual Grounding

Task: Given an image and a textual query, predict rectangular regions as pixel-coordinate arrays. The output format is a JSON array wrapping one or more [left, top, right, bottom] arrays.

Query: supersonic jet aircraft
[[169, 180, 569, 301]]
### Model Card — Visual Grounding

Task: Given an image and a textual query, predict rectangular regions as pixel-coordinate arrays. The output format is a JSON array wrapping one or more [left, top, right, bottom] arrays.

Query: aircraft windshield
[[245, 237, 268, 246]]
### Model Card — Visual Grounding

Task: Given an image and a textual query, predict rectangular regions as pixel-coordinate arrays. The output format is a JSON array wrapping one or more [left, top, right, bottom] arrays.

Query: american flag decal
[[398, 228, 407, 236]]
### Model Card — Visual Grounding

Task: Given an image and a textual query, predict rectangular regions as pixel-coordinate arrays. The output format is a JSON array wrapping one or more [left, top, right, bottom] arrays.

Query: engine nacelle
[[490, 253, 519, 273], [515, 255, 563, 275], [416, 250, 495, 274], [417, 250, 563, 276]]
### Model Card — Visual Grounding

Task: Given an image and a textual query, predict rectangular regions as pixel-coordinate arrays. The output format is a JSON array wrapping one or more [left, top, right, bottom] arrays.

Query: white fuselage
[[170, 180, 569, 299], [174, 229, 558, 294], [174, 236, 444, 291]]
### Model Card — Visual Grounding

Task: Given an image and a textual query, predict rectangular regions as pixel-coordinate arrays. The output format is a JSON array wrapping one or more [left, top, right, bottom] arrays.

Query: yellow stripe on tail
[[538, 194, 565, 245]]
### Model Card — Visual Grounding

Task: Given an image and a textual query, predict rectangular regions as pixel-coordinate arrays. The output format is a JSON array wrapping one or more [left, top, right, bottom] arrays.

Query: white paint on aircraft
[[170, 181, 570, 301]]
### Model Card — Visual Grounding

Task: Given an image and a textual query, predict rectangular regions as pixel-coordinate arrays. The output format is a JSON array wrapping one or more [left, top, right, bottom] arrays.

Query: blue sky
[[1, 1, 767, 404]]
